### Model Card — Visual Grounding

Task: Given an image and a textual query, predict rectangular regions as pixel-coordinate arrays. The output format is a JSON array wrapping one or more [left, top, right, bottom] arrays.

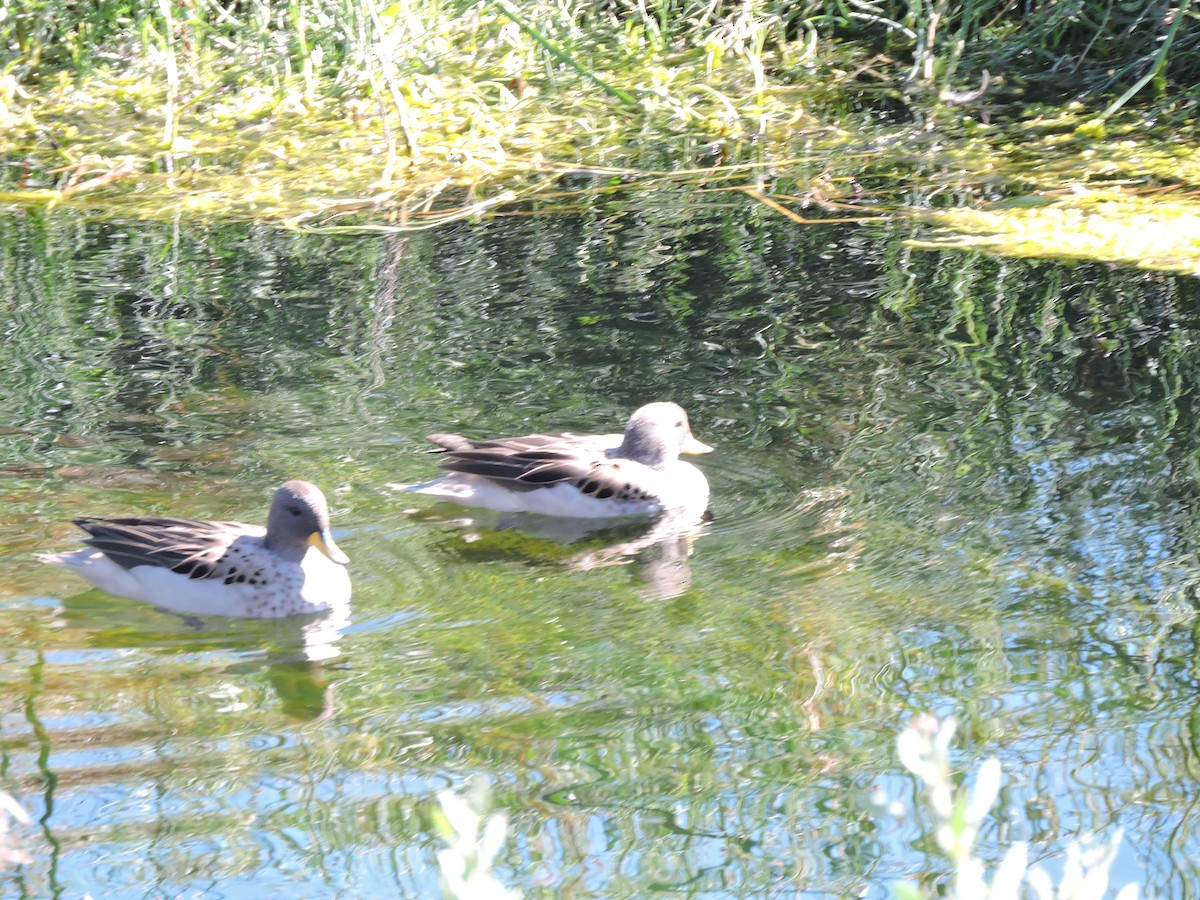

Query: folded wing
[[427, 432, 655, 502], [74, 517, 258, 580]]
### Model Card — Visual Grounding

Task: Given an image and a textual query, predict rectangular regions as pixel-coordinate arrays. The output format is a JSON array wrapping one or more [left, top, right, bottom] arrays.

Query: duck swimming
[[38, 480, 351, 618], [404, 402, 712, 518]]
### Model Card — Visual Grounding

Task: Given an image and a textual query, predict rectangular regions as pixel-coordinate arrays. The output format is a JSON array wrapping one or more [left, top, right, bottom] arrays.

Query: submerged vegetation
[[916, 191, 1200, 277], [0, 1, 1199, 267]]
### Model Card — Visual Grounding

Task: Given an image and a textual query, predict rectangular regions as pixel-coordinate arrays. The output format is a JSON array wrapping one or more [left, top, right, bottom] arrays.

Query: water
[[2, 196, 1200, 897]]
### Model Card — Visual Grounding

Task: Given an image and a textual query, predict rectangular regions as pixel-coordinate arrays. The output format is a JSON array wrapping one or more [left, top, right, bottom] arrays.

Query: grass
[[1, 1, 1200, 271], [914, 190, 1200, 276], [0, 0, 836, 221]]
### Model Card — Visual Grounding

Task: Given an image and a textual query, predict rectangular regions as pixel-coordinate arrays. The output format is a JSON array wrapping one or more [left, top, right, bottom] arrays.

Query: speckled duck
[[405, 402, 713, 518], [38, 480, 351, 618]]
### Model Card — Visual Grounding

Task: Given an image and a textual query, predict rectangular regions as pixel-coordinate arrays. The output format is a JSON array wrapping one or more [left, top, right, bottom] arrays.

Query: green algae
[[0, 0, 835, 227], [4, 13, 1200, 277], [914, 192, 1200, 276]]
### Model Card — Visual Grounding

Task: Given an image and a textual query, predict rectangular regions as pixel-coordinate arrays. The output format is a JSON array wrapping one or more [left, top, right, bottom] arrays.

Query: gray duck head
[[265, 480, 349, 565], [618, 402, 713, 468]]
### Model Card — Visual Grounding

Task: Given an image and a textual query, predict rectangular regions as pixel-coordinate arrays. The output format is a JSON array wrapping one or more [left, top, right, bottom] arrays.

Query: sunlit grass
[[912, 190, 1200, 276], [434, 781, 520, 900], [3, 1, 1200, 276], [0, 1, 831, 223]]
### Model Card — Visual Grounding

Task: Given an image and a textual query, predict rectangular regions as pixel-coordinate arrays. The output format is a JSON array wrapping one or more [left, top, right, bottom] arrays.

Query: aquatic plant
[[1, 0, 1198, 274], [893, 715, 1137, 900], [913, 191, 1200, 276], [433, 781, 521, 900], [0, 790, 29, 869]]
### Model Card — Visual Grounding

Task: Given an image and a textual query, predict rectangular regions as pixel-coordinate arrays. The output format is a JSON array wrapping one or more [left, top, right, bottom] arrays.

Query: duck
[[37, 480, 351, 618], [401, 401, 713, 518]]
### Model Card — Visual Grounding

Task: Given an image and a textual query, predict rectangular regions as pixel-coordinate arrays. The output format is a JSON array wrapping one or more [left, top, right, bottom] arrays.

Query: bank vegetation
[[0, 1, 1197, 268]]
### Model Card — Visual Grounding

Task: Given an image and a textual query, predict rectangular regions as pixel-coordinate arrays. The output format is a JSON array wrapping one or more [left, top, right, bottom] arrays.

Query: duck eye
[[287, 506, 303, 517]]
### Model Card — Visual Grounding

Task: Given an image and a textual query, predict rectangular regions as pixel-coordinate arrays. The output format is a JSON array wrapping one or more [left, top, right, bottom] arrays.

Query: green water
[[2, 195, 1199, 897]]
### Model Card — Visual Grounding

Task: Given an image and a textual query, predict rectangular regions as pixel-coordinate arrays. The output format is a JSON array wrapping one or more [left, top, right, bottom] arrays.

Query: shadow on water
[[404, 501, 711, 601], [1, 192, 1200, 894], [54, 591, 347, 719]]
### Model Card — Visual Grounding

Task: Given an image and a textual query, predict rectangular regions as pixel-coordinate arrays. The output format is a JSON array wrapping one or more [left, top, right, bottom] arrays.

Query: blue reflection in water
[[0, 205, 1197, 896]]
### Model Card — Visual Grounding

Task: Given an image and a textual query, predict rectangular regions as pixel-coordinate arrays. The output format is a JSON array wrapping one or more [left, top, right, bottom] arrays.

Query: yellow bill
[[308, 530, 350, 565]]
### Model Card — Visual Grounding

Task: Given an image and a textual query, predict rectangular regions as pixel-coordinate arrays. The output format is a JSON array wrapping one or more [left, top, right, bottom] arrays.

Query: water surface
[[2, 197, 1199, 896]]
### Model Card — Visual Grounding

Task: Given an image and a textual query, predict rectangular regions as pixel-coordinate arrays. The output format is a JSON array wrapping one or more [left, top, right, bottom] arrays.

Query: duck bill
[[682, 435, 714, 455], [308, 530, 350, 565]]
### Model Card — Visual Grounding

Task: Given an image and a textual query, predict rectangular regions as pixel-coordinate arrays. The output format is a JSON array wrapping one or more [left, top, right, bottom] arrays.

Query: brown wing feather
[[427, 432, 658, 503], [427, 432, 594, 454], [426, 431, 605, 490], [74, 517, 256, 580]]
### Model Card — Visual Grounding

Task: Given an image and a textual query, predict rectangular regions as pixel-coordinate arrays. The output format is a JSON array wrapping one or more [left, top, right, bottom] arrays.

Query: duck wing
[[427, 432, 657, 502], [74, 517, 260, 579], [427, 431, 604, 454], [426, 432, 595, 489]]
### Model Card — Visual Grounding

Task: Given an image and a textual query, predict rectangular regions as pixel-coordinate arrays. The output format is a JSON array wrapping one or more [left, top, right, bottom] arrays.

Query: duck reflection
[[414, 506, 710, 601], [51, 592, 347, 721]]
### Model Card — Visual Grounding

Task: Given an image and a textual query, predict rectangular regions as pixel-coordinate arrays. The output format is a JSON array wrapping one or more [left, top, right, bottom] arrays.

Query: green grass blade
[[478, 0, 638, 106]]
